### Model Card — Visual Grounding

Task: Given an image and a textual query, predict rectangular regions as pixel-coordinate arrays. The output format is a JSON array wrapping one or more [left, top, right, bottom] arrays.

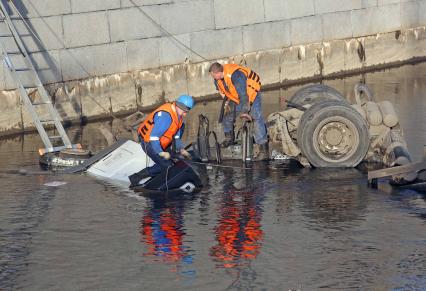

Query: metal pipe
[[241, 122, 253, 162]]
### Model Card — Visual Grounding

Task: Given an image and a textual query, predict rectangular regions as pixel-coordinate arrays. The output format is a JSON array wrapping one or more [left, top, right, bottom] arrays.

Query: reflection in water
[[388, 187, 426, 220], [210, 187, 264, 268], [210, 168, 266, 270], [140, 194, 196, 279], [295, 168, 368, 225]]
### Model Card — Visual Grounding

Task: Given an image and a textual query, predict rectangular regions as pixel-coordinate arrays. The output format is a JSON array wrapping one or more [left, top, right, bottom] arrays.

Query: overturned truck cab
[[66, 139, 203, 194]]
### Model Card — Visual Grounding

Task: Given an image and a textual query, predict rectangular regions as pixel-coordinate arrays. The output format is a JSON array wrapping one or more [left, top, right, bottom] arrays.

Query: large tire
[[289, 84, 347, 106], [297, 100, 369, 167]]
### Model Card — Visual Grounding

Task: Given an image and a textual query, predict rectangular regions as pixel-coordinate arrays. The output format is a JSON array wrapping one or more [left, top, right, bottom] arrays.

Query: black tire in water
[[288, 84, 347, 106], [297, 100, 369, 167]]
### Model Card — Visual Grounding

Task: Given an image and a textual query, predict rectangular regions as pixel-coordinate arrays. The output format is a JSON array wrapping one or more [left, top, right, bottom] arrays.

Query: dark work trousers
[[140, 139, 172, 176], [222, 92, 268, 145]]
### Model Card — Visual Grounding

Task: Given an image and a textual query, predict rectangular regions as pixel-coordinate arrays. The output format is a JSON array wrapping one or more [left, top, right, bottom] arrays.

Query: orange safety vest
[[138, 102, 183, 150], [216, 64, 261, 105]]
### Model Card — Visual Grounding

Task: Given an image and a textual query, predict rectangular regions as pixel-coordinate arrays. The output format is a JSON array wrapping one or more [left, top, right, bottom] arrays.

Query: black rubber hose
[[218, 98, 228, 123], [285, 100, 306, 111], [207, 131, 222, 164]]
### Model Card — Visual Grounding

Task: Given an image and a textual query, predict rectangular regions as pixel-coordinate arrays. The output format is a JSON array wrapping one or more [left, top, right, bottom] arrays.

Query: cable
[[188, 160, 260, 171], [128, 0, 209, 61], [165, 165, 171, 192], [8, 0, 120, 119], [10, 0, 211, 120], [9, 0, 208, 64]]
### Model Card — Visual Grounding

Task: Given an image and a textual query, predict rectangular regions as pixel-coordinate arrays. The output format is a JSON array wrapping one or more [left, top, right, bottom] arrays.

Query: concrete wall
[[1, 0, 426, 135]]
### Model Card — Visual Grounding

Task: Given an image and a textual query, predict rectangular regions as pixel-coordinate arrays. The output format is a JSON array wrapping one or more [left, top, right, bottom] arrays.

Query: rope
[[165, 165, 171, 192], [188, 160, 261, 171], [9, 0, 211, 120], [128, 0, 208, 61], [8, 0, 120, 119]]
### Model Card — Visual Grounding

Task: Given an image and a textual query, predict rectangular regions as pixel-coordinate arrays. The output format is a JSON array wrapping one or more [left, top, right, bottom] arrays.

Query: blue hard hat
[[176, 95, 194, 111]]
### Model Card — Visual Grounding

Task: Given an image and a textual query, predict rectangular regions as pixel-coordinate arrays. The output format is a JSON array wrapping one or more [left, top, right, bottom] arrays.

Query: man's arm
[[174, 123, 185, 151], [231, 70, 250, 113], [149, 112, 172, 154]]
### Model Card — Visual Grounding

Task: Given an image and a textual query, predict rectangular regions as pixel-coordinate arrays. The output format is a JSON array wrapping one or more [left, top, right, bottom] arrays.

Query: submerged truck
[[45, 83, 421, 190]]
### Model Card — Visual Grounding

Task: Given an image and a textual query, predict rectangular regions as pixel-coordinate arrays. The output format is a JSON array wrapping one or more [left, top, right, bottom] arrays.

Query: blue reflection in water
[[140, 192, 196, 283]]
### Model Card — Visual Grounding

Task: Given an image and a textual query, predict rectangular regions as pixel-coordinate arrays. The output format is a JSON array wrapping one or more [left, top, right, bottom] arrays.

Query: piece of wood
[[367, 161, 426, 181]]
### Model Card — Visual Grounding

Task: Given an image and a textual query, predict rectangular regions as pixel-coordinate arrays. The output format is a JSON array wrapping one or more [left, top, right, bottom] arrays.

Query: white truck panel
[[87, 140, 154, 184]]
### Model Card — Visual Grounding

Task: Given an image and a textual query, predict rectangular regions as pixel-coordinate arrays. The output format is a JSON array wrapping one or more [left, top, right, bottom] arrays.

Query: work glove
[[180, 149, 192, 160], [239, 113, 253, 122], [159, 151, 171, 160], [240, 103, 252, 121]]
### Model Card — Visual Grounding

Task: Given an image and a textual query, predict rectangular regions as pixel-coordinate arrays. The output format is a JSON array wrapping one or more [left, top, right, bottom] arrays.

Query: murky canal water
[[1, 63, 425, 290]]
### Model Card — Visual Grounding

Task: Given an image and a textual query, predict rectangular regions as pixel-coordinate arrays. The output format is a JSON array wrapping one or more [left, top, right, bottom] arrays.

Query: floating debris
[[44, 181, 67, 187]]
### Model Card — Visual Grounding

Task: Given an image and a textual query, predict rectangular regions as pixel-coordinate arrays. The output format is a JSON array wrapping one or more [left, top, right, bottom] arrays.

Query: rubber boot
[[221, 132, 234, 148], [255, 142, 269, 161], [129, 168, 151, 187]]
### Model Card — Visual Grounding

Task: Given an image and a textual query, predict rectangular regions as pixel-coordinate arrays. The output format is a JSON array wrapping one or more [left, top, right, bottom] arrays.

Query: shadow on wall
[[9, 0, 83, 122]]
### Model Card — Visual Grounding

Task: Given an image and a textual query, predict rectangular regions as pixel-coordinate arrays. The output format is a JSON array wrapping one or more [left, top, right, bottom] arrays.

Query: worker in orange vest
[[129, 95, 194, 186], [209, 62, 268, 160]]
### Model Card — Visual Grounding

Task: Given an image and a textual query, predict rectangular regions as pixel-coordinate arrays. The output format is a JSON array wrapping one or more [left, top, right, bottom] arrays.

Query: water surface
[[0, 63, 425, 290]]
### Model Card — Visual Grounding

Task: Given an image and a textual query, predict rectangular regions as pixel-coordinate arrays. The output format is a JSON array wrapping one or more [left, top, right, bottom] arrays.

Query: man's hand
[[219, 92, 225, 99], [224, 101, 231, 115], [159, 152, 171, 160], [180, 149, 192, 160], [240, 113, 253, 122]]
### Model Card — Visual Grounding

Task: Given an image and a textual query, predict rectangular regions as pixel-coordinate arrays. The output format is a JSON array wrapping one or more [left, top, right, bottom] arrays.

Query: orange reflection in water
[[211, 189, 264, 268]]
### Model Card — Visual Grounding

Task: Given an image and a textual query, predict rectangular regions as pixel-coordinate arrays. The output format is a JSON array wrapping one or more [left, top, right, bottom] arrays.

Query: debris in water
[[44, 181, 67, 187], [18, 169, 28, 175], [271, 150, 289, 160]]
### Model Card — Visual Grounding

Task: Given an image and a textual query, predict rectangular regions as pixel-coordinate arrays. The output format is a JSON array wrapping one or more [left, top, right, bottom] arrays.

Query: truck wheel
[[288, 84, 347, 106], [297, 100, 369, 167]]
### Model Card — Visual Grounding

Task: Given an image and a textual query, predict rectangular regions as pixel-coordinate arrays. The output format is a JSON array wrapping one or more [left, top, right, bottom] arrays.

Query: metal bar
[[38, 144, 81, 156], [423, 145, 426, 161]]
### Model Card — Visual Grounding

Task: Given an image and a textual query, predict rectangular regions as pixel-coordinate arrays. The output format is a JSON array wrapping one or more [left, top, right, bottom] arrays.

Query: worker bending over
[[129, 95, 194, 186], [209, 62, 268, 160]]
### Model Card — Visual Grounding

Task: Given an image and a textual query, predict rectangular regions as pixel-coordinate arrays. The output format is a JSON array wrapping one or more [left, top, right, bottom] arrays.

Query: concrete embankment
[[1, 0, 426, 136]]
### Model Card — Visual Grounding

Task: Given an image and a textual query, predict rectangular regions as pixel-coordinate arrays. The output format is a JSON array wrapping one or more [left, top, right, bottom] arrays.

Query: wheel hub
[[324, 127, 343, 145], [314, 119, 358, 161]]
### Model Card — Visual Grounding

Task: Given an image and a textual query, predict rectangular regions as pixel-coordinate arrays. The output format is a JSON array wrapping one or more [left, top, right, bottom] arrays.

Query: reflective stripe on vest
[[137, 103, 183, 150], [216, 64, 261, 105]]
